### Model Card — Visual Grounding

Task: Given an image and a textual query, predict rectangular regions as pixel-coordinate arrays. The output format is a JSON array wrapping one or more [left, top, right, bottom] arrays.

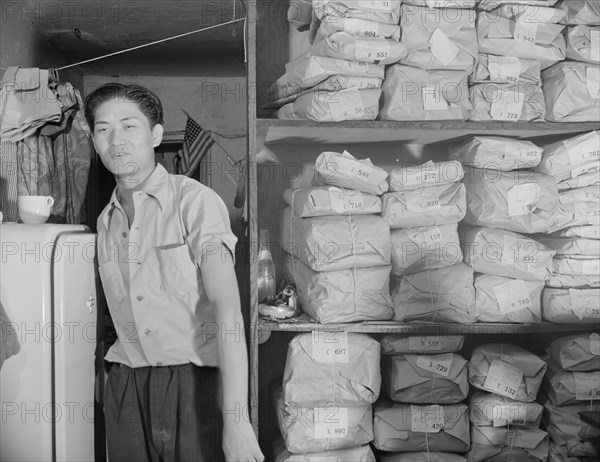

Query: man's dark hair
[[84, 83, 164, 128]]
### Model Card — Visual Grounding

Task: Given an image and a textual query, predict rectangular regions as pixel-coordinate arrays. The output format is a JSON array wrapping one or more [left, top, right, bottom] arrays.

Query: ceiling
[[32, 0, 247, 76]]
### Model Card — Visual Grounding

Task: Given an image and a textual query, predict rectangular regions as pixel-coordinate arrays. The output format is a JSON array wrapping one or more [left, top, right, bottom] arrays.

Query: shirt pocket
[[154, 244, 199, 293], [98, 261, 125, 310]]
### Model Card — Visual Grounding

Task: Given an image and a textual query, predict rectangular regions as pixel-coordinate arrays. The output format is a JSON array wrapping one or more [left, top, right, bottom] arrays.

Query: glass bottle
[[257, 229, 276, 303]]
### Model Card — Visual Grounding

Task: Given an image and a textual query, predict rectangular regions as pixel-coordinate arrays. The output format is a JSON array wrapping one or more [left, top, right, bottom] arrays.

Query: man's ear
[[152, 124, 164, 147]]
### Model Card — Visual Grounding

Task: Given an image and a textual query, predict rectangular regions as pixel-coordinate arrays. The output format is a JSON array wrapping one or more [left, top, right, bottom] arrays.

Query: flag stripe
[[181, 117, 214, 177]]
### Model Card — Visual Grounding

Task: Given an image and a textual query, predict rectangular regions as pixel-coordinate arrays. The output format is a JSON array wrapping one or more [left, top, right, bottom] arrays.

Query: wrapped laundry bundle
[[461, 226, 555, 281], [558, 184, 600, 210], [285, 257, 394, 324], [541, 398, 600, 445], [283, 186, 381, 217], [566, 26, 600, 64], [477, 13, 566, 69], [537, 131, 600, 182], [380, 65, 472, 121], [282, 332, 381, 407], [449, 136, 542, 171], [380, 334, 465, 355], [535, 236, 600, 256], [542, 287, 600, 323], [478, 0, 559, 10], [317, 15, 401, 41], [276, 392, 374, 453], [382, 183, 467, 229], [549, 225, 600, 240], [542, 61, 600, 123], [470, 54, 541, 85], [311, 32, 408, 65], [466, 426, 550, 462], [390, 223, 463, 276], [469, 82, 546, 122], [551, 255, 599, 277], [548, 441, 600, 462], [403, 0, 476, 7], [392, 263, 476, 323], [275, 88, 382, 122], [274, 437, 376, 462], [468, 344, 547, 402], [381, 453, 467, 462], [547, 333, 600, 372], [388, 161, 464, 191], [491, 3, 567, 23], [399, 5, 478, 72], [383, 354, 469, 404], [315, 150, 389, 195], [469, 391, 544, 428], [543, 358, 600, 406], [556, 0, 600, 26], [281, 208, 391, 272], [373, 403, 470, 453], [558, 171, 600, 191], [313, 0, 402, 25], [462, 167, 559, 235], [546, 273, 599, 289], [473, 274, 544, 323]]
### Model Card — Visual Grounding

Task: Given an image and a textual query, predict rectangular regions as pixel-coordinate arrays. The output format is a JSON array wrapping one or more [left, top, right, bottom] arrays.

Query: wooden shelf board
[[258, 119, 599, 145]]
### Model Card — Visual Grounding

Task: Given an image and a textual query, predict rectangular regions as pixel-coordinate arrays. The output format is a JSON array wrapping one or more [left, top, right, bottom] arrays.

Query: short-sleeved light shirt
[[97, 164, 237, 368]]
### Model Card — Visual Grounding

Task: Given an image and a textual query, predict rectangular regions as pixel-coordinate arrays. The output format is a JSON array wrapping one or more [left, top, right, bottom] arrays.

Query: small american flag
[[181, 116, 214, 177]]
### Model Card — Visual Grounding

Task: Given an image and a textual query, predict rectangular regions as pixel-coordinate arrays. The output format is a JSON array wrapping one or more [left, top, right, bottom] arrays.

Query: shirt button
[[144, 329, 151, 335], [122, 232, 127, 238], [136, 295, 144, 301], [156, 362, 163, 367]]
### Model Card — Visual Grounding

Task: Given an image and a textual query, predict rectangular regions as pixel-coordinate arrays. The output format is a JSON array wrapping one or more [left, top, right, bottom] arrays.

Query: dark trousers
[[104, 362, 225, 462]]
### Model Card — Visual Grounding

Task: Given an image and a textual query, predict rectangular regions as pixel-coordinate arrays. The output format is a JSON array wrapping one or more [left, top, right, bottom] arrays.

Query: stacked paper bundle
[[533, 131, 600, 324], [466, 344, 550, 461], [381, 161, 476, 323], [272, 1, 406, 121], [543, 0, 600, 121], [380, 2, 476, 121], [471, 2, 569, 121], [275, 332, 380, 456], [539, 333, 600, 458], [282, 150, 394, 324]]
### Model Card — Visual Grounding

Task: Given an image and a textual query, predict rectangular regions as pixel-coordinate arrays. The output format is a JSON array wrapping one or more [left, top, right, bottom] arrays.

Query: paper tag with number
[[405, 189, 442, 212], [490, 89, 524, 122], [514, 22, 538, 43], [410, 405, 445, 433], [489, 55, 521, 84], [566, 131, 600, 168], [357, 0, 394, 12], [338, 151, 374, 182], [516, 145, 542, 162], [590, 333, 600, 356], [574, 372, 600, 401], [329, 188, 364, 214], [501, 235, 537, 266], [314, 406, 349, 439], [312, 331, 349, 363], [344, 18, 380, 39], [422, 85, 448, 111], [410, 226, 444, 249], [493, 404, 527, 427], [591, 30, 600, 62], [569, 289, 600, 320], [587, 67, 600, 98], [484, 359, 524, 399], [355, 39, 391, 62], [507, 183, 540, 217], [493, 280, 532, 315], [430, 28, 460, 67], [344, 76, 381, 90], [416, 353, 453, 377], [588, 209, 600, 225], [581, 259, 600, 275], [409, 336, 443, 352], [328, 89, 366, 122]]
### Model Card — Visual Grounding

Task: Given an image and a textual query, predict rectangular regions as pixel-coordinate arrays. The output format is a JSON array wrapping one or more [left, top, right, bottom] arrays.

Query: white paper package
[[460, 226, 555, 281], [490, 4, 567, 23], [470, 54, 541, 85], [466, 426, 550, 462], [315, 150, 390, 195], [542, 287, 600, 323], [557, 185, 600, 223], [468, 344, 547, 402], [543, 357, 600, 406], [546, 273, 600, 289], [390, 223, 463, 276], [548, 225, 600, 240], [283, 186, 382, 217], [469, 391, 544, 428], [566, 26, 600, 63], [383, 353, 469, 404], [282, 332, 381, 407], [380, 335, 465, 355], [542, 61, 600, 123], [548, 441, 600, 462], [541, 398, 600, 445], [311, 32, 408, 65], [275, 88, 382, 122], [373, 403, 471, 453], [388, 161, 464, 191], [535, 236, 600, 256], [449, 136, 543, 171], [281, 208, 391, 272], [547, 254, 600, 288], [392, 262, 476, 323], [469, 82, 546, 122], [557, 171, 600, 191], [285, 257, 394, 324], [403, 0, 476, 8], [477, 13, 566, 69], [537, 131, 600, 182], [478, 0, 559, 11], [379, 65, 472, 121], [274, 437, 376, 462], [474, 274, 544, 323], [317, 14, 401, 40], [556, 0, 600, 26], [399, 5, 478, 72], [462, 167, 559, 235], [381, 453, 466, 462], [313, 1, 402, 26], [382, 183, 467, 229], [547, 333, 600, 372]]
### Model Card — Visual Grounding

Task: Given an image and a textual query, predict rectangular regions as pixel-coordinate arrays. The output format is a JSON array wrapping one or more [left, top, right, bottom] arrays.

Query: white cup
[[17, 196, 54, 224]]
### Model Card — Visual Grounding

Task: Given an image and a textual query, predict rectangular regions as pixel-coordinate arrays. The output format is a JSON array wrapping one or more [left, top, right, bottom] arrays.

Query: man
[[85, 83, 263, 462]]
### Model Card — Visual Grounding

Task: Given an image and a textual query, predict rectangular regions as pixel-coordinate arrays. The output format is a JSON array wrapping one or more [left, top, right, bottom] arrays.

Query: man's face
[[91, 97, 163, 186]]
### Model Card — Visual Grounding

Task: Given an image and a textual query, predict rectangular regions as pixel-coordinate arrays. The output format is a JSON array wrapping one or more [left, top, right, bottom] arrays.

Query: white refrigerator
[[1, 224, 98, 461]]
